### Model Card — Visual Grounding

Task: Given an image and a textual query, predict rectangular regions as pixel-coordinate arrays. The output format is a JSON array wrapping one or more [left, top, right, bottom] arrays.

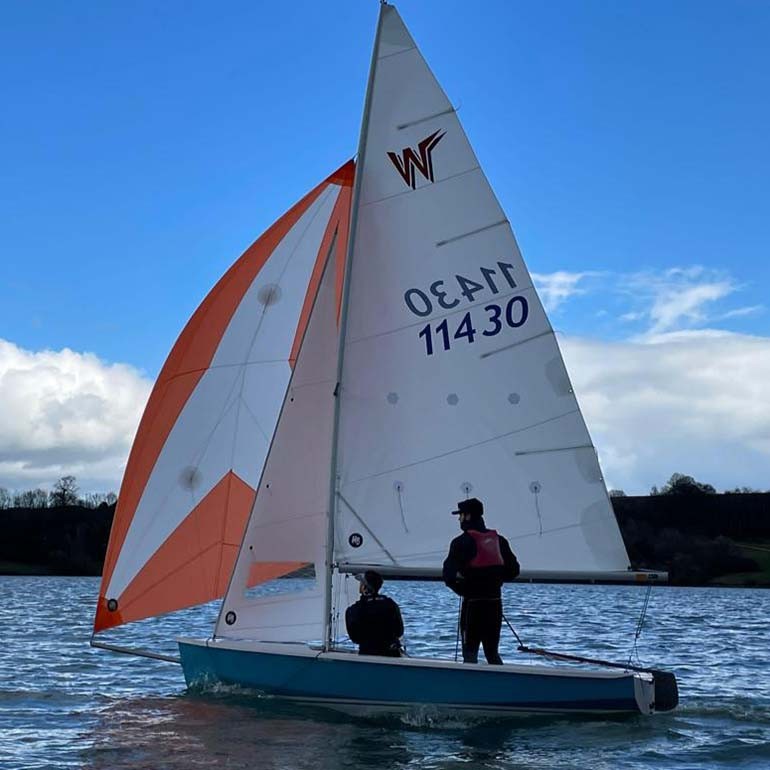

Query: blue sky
[[1, 1, 769, 493]]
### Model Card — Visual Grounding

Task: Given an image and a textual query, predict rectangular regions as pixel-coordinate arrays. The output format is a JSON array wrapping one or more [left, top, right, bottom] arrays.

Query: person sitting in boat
[[442, 498, 520, 665], [345, 570, 404, 657]]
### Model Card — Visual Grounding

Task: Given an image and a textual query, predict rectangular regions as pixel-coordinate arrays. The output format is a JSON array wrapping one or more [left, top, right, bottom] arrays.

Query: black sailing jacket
[[442, 520, 520, 600], [345, 594, 404, 656]]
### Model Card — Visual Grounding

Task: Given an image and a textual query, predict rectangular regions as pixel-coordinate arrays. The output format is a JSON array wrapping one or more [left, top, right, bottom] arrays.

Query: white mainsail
[[332, 4, 630, 576]]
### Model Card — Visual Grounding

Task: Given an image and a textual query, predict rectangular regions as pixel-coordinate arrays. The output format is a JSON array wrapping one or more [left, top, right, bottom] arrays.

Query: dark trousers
[[461, 598, 503, 664]]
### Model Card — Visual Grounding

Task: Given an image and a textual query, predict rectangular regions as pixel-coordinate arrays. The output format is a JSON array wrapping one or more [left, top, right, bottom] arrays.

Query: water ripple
[[0, 577, 768, 769]]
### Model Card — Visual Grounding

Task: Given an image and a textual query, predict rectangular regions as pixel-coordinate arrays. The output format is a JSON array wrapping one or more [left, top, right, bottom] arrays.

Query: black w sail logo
[[387, 129, 446, 189]]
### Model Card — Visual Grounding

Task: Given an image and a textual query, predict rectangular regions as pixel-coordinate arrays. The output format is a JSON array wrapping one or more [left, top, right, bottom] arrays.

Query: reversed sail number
[[404, 261, 518, 318], [418, 297, 529, 356]]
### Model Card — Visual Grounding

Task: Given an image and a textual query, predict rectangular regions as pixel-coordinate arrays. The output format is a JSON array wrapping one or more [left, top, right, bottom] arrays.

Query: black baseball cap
[[451, 497, 484, 517], [354, 570, 383, 593]]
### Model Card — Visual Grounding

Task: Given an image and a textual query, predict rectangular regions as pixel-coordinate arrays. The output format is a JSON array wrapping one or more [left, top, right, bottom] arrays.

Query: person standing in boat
[[443, 498, 520, 664], [345, 570, 404, 657]]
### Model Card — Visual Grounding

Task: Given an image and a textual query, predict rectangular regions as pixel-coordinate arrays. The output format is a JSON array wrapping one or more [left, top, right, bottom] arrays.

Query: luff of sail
[[94, 161, 353, 633], [333, 5, 630, 576]]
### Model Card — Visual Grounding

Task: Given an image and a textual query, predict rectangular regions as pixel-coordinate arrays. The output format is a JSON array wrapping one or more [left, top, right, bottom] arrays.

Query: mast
[[322, 2, 386, 650]]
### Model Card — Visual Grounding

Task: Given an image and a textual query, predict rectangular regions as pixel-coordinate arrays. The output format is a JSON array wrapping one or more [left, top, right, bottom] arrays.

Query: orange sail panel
[[94, 160, 354, 633]]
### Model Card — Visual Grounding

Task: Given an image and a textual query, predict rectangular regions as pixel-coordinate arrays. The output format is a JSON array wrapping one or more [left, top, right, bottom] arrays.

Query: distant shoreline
[[1, 494, 769, 588]]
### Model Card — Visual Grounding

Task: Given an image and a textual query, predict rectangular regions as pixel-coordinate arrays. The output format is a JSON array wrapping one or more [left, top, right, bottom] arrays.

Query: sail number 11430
[[402, 261, 530, 356], [418, 297, 529, 356]]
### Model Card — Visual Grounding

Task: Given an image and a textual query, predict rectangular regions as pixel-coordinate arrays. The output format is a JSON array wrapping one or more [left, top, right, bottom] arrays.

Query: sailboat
[[93, 2, 678, 716]]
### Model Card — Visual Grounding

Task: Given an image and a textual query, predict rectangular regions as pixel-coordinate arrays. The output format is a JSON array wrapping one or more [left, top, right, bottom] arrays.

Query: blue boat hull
[[178, 638, 654, 716]]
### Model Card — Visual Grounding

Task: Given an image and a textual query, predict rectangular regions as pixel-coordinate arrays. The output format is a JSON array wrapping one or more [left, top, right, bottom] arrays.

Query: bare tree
[[83, 492, 105, 508], [13, 488, 49, 508], [50, 475, 80, 507], [0, 487, 11, 508]]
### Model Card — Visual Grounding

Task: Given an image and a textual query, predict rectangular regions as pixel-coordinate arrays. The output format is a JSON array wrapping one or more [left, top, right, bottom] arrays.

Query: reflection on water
[[1, 577, 769, 770]]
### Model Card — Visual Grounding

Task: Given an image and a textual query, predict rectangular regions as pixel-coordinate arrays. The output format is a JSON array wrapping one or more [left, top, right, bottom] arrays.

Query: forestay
[[94, 161, 353, 633], [332, 6, 630, 576]]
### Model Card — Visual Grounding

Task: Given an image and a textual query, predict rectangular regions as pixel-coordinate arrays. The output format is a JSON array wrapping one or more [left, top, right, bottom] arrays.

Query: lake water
[[0, 577, 768, 770]]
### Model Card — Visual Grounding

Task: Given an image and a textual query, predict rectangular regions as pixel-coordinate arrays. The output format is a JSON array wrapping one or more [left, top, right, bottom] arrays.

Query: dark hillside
[[1, 494, 769, 585], [612, 494, 769, 586], [0, 505, 113, 575]]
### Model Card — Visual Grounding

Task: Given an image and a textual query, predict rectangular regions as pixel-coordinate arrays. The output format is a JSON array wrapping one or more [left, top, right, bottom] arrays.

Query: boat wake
[[677, 696, 770, 724]]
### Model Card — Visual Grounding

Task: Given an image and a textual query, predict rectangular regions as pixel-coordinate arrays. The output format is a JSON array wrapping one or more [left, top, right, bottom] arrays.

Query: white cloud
[[531, 266, 763, 340], [0, 339, 151, 492], [619, 266, 751, 336], [647, 280, 734, 333], [531, 271, 592, 313], [3, 261, 768, 499], [560, 330, 770, 494], [718, 305, 764, 321]]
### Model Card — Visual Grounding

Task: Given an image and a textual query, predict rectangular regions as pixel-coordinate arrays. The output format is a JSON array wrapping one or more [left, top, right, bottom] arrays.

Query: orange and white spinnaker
[[94, 160, 353, 633]]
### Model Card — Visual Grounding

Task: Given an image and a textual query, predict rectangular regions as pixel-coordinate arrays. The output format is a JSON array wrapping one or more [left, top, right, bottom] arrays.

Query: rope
[[454, 596, 462, 662], [493, 591, 660, 676], [501, 611, 525, 648], [628, 583, 653, 666]]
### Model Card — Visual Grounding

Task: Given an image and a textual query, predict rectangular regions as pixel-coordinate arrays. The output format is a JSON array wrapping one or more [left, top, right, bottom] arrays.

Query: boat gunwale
[[177, 637, 649, 681]]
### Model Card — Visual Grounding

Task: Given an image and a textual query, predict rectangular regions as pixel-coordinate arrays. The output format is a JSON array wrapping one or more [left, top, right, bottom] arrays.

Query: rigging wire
[[628, 583, 653, 666]]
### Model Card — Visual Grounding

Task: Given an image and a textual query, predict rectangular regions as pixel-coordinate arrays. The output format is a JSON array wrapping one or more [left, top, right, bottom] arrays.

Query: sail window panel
[[243, 564, 316, 600]]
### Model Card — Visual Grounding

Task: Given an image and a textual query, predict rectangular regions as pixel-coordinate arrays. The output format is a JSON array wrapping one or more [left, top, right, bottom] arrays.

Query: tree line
[[609, 472, 766, 498], [0, 471, 764, 512], [0, 472, 767, 584], [0, 476, 117, 510]]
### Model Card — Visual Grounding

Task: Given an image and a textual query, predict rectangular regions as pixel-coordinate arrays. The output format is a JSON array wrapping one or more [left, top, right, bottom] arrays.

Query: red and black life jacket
[[466, 529, 504, 568]]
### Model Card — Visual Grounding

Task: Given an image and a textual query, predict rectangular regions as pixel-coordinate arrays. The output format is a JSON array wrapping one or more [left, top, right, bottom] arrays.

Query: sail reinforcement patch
[[545, 358, 572, 396], [257, 284, 282, 306]]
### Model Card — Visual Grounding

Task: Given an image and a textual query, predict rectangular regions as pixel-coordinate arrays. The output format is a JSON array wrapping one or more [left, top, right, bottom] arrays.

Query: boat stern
[[633, 669, 679, 715]]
